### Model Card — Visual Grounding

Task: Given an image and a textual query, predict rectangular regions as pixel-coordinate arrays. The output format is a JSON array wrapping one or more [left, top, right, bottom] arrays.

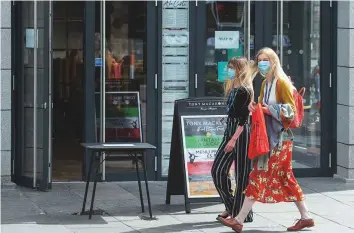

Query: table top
[[81, 142, 156, 151]]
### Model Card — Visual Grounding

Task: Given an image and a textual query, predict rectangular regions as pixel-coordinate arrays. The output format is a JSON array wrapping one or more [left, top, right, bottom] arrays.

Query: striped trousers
[[211, 117, 253, 222]]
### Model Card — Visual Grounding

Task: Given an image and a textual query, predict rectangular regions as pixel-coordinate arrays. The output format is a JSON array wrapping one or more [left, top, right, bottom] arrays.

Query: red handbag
[[248, 104, 270, 159]]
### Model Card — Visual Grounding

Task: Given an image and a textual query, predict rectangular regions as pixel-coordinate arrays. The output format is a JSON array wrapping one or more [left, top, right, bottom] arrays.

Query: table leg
[[81, 151, 94, 214], [89, 157, 100, 219], [141, 154, 152, 219], [135, 154, 145, 213]]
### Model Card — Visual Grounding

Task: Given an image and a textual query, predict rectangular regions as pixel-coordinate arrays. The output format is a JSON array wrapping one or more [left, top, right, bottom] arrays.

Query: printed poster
[[96, 92, 142, 142], [181, 115, 235, 198]]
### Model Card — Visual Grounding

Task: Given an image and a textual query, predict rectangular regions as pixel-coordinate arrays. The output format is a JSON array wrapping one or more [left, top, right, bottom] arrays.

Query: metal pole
[[276, 1, 279, 54], [247, 0, 251, 60], [48, 0, 53, 184], [280, 0, 284, 65], [33, 0, 38, 188], [100, 0, 106, 180]]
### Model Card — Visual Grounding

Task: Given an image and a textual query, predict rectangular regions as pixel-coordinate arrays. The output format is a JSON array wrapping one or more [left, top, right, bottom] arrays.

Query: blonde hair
[[242, 47, 293, 100], [224, 57, 252, 97]]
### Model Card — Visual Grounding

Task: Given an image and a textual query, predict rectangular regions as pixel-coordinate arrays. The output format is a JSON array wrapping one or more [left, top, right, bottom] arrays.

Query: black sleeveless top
[[226, 86, 251, 126]]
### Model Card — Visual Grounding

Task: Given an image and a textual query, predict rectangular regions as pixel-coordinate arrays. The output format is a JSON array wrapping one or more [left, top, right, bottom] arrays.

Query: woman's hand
[[248, 101, 257, 113], [224, 138, 237, 153], [262, 104, 271, 115]]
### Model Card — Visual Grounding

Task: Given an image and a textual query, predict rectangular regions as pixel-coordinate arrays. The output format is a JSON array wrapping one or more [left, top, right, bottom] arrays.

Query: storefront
[[9, 1, 337, 190]]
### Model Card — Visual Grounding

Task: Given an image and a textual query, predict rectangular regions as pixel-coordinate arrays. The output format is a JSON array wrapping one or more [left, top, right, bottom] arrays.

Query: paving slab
[[1, 178, 354, 233], [1, 224, 73, 233]]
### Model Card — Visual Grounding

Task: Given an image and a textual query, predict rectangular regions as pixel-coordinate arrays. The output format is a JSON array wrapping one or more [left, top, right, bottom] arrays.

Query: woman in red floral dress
[[219, 47, 314, 232]]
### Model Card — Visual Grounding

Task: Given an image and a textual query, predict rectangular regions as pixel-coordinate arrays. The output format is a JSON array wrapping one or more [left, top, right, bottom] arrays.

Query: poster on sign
[[215, 31, 239, 49], [180, 115, 235, 198]]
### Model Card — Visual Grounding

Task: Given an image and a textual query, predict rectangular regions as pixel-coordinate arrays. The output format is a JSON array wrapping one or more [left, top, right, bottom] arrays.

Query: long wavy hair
[[242, 47, 293, 101], [224, 57, 251, 97]]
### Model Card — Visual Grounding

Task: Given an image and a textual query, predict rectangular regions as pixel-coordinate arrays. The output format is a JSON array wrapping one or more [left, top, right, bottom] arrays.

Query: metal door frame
[[11, 1, 52, 190]]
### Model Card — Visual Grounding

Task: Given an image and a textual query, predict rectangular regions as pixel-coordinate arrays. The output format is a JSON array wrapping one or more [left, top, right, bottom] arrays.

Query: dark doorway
[[51, 1, 85, 181]]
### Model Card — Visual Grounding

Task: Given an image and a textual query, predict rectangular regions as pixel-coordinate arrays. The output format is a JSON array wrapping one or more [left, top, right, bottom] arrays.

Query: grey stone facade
[[336, 1, 354, 181], [0, 2, 353, 181], [1, 1, 12, 177]]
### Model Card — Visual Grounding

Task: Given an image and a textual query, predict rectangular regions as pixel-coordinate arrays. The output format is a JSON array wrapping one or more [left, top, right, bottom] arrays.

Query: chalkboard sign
[[166, 97, 235, 213]]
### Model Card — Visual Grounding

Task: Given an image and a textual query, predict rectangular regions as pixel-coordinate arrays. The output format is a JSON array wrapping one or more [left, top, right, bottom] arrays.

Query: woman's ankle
[[235, 217, 244, 225], [301, 213, 312, 220]]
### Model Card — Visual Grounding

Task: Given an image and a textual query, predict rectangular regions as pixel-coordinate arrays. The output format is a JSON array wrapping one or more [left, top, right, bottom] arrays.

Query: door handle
[[155, 74, 157, 89], [195, 74, 198, 89]]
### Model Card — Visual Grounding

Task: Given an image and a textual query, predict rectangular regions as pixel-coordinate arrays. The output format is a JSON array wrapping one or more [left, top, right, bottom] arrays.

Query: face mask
[[258, 61, 270, 76], [227, 68, 236, 79]]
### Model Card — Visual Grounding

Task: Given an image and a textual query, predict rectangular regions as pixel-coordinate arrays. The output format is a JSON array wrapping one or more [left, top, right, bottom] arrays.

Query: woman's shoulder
[[276, 77, 294, 91]]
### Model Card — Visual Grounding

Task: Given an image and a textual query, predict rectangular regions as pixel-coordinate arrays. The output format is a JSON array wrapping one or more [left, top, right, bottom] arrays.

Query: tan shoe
[[219, 218, 243, 233], [287, 218, 315, 231]]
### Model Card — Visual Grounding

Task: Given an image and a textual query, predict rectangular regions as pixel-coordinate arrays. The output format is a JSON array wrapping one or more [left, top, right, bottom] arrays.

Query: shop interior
[[52, 1, 85, 181]]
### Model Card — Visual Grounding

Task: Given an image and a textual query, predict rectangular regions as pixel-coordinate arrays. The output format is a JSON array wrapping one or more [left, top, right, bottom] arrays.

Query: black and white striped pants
[[211, 117, 253, 222]]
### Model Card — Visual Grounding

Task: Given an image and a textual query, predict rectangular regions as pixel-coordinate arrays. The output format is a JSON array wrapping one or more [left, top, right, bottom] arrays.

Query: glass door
[[93, 1, 156, 181], [194, 1, 255, 97], [272, 1, 331, 176], [12, 1, 52, 190]]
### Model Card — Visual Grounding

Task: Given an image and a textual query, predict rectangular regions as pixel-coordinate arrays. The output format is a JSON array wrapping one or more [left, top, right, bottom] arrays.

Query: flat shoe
[[287, 218, 315, 231], [219, 218, 243, 232]]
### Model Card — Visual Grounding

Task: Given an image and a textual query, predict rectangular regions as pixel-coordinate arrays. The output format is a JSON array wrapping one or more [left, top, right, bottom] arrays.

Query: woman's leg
[[211, 120, 236, 214], [234, 197, 256, 224], [287, 201, 314, 231], [295, 201, 312, 219], [211, 139, 234, 214], [232, 124, 253, 222]]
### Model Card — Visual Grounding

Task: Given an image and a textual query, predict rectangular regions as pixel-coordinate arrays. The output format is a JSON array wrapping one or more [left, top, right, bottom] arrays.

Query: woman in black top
[[211, 57, 253, 223]]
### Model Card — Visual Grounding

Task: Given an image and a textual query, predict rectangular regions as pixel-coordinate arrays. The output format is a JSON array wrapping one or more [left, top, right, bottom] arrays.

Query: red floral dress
[[244, 141, 305, 203]]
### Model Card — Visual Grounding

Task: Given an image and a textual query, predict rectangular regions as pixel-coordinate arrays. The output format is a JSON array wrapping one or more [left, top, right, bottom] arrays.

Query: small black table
[[80, 142, 156, 219]]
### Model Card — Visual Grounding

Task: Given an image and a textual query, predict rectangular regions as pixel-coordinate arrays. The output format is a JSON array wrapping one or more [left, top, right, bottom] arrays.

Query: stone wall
[[1, 1, 12, 177], [336, 1, 354, 181]]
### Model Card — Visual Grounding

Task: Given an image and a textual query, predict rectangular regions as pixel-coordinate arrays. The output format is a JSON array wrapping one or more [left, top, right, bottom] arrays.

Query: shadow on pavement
[[121, 221, 286, 233]]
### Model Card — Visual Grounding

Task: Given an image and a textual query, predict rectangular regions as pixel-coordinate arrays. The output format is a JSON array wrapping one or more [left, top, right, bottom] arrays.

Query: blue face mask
[[258, 61, 271, 75], [227, 68, 236, 79]]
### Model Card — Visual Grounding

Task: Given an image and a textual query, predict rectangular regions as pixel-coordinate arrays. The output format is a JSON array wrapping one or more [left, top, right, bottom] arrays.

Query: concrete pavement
[[1, 178, 354, 233]]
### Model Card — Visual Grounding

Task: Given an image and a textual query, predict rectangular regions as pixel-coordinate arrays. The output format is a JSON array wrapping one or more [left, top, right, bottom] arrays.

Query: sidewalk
[[1, 178, 354, 233]]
